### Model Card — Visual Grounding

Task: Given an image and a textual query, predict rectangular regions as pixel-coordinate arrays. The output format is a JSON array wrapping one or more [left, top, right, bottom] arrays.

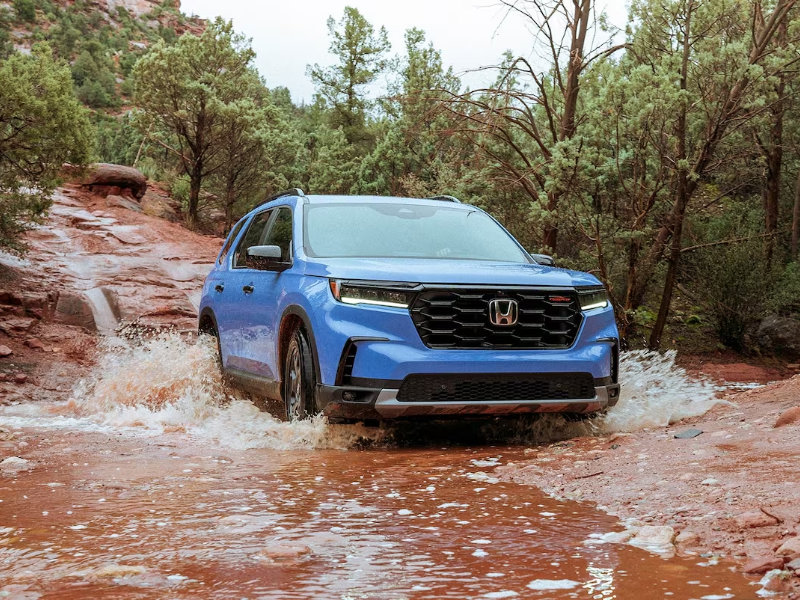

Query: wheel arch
[[277, 305, 321, 386], [198, 307, 219, 335]]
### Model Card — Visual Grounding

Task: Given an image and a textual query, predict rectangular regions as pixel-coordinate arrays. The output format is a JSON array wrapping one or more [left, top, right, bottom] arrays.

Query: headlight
[[329, 279, 416, 308], [577, 287, 609, 311]]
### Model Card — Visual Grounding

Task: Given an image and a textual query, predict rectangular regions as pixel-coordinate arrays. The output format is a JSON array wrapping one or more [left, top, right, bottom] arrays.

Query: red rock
[[763, 572, 790, 593], [774, 406, 800, 428], [24, 338, 44, 351], [776, 536, 800, 559], [735, 510, 779, 529], [13, 373, 27, 384], [0, 317, 36, 336], [0, 345, 12, 357], [787, 558, 800, 570], [744, 557, 784, 574]]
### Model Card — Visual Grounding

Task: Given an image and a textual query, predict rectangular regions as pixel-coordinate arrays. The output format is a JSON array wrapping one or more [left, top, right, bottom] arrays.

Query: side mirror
[[247, 245, 289, 270], [530, 253, 556, 267]]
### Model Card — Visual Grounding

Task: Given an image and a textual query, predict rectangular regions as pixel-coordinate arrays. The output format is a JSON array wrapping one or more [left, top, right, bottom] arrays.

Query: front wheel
[[282, 328, 317, 421]]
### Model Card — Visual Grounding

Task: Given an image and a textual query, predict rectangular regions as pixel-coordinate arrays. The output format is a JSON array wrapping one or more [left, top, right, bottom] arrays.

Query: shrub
[[685, 239, 774, 351], [13, 0, 35, 22]]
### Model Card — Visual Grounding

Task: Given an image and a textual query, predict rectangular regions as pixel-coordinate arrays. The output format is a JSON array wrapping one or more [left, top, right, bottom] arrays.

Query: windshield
[[304, 203, 529, 262]]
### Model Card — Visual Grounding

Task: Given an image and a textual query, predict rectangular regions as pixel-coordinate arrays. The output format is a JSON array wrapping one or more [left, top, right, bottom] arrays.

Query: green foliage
[[169, 174, 191, 210], [93, 112, 143, 165], [133, 18, 264, 227], [684, 204, 775, 351], [13, 0, 35, 23], [308, 6, 390, 148], [0, 8, 15, 59], [769, 262, 800, 316], [0, 44, 93, 252]]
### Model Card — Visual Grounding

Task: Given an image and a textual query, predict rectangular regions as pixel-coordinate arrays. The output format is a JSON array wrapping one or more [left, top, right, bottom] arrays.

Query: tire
[[199, 319, 223, 370], [282, 328, 317, 421]]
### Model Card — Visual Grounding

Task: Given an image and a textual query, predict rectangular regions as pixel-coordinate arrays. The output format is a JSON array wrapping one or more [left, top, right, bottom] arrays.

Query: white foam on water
[[526, 579, 580, 590], [601, 350, 724, 433], [0, 335, 726, 448], [0, 332, 383, 450]]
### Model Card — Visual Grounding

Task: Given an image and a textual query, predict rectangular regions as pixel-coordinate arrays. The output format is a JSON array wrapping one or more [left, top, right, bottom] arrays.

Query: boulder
[[53, 292, 96, 331], [744, 556, 785, 574], [774, 406, 800, 428], [106, 194, 143, 212], [24, 338, 44, 351], [777, 537, 800, 560], [0, 345, 12, 357], [0, 317, 36, 336], [756, 315, 800, 358], [82, 163, 147, 200]]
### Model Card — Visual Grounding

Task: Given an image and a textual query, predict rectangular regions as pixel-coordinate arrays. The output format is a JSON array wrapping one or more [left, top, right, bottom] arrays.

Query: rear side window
[[218, 217, 247, 265], [233, 210, 273, 268]]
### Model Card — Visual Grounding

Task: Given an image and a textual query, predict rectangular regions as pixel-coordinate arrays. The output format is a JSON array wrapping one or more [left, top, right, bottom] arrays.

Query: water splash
[[64, 331, 384, 450], [601, 350, 724, 433], [1, 333, 724, 448], [434, 349, 725, 445]]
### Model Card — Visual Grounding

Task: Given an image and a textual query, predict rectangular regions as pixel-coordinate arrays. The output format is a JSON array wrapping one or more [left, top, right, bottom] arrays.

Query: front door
[[225, 208, 274, 374], [240, 206, 294, 379]]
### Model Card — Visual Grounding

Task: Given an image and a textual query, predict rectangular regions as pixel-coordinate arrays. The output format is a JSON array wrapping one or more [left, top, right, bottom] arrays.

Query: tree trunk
[[542, 192, 559, 253], [763, 18, 786, 265], [648, 199, 687, 350], [648, 0, 692, 351], [224, 181, 236, 234], [187, 167, 202, 229], [792, 167, 800, 260]]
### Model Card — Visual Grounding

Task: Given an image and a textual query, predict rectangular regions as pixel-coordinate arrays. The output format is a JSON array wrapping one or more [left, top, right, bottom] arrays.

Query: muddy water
[[0, 335, 758, 598], [1, 429, 754, 600]]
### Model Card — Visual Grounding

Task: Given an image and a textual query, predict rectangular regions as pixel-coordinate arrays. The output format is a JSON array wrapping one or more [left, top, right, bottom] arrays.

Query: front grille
[[409, 287, 583, 349], [397, 373, 596, 403]]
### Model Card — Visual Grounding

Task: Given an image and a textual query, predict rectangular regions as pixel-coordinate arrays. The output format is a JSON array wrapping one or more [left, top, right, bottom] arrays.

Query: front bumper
[[317, 379, 620, 420]]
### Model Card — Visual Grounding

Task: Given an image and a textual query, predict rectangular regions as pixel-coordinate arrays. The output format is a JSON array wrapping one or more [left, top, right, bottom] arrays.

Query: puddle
[[0, 334, 761, 598], [0, 434, 757, 599]]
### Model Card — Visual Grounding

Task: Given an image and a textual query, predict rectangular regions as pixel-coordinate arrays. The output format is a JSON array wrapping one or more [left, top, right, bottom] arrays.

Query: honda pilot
[[199, 189, 620, 421]]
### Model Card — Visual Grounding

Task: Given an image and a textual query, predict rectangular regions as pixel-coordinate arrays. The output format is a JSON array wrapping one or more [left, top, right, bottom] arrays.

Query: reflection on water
[[0, 432, 755, 599]]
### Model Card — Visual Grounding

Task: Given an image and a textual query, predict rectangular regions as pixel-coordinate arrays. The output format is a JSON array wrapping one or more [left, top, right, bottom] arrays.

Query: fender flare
[[278, 305, 322, 385]]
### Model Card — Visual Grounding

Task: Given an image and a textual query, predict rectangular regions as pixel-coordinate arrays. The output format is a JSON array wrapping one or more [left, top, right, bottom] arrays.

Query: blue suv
[[199, 189, 620, 421]]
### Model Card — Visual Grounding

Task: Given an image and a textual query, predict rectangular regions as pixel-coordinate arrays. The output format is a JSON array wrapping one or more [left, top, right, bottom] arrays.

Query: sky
[[180, 0, 628, 105]]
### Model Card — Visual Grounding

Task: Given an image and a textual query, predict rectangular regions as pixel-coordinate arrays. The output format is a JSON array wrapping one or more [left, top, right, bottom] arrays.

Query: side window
[[233, 210, 273, 268], [262, 207, 293, 262], [217, 217, 247, 265]]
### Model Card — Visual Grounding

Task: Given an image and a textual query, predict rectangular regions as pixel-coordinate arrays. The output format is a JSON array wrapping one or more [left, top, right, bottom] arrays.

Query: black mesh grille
[[397, 373, 596, 403], [409, 288, 583, 349]]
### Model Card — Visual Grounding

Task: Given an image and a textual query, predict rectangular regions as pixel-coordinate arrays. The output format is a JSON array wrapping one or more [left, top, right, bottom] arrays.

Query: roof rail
[[256, 188, 305, 208], [428, 194, 461, 203]]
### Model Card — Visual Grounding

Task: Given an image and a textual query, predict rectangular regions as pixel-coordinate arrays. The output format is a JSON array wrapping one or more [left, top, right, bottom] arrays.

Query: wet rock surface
[[498, 376, 800, 597], [1, 184, 220, 403]]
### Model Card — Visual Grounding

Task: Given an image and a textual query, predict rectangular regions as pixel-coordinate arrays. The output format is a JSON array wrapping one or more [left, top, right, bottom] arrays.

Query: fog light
[[342, 391, 356, 402]]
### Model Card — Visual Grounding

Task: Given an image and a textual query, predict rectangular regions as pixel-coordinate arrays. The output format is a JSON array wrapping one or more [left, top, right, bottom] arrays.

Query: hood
[[302, 257, 601, 288]]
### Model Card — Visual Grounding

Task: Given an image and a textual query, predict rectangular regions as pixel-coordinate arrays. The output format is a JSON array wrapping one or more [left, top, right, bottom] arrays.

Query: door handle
[[242, 284, 254, 294], [214, 283, 224, 293]]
